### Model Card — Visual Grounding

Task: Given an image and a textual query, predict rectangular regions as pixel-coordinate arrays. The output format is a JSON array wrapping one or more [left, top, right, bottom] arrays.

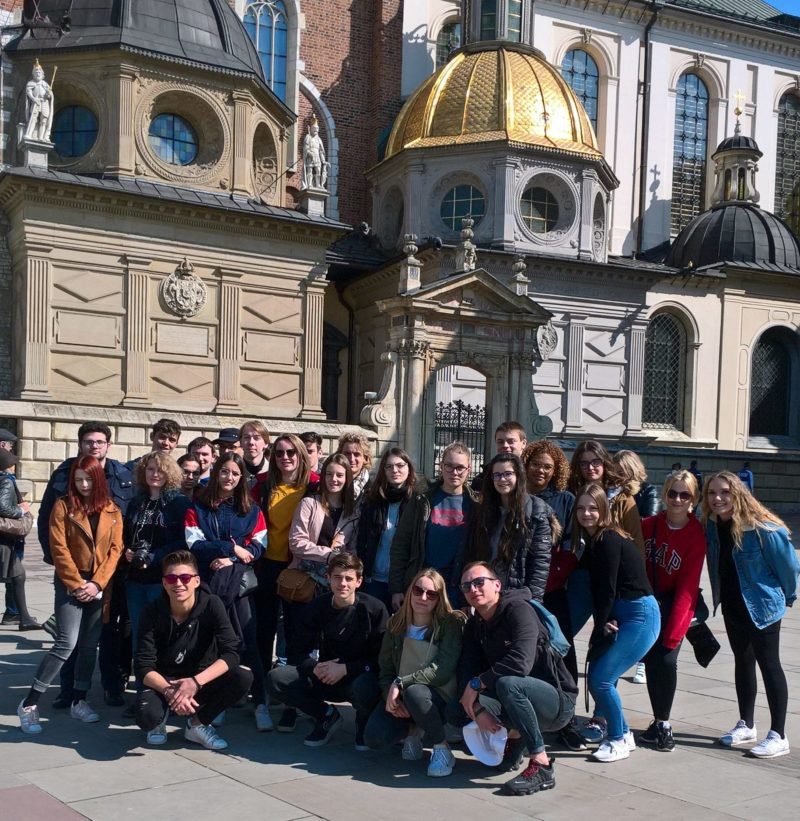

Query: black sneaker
[[504, 758, 556, 796], [304, 706, 342, 747], [354, 727, 369, 751], [2, 612, 20, 625], [500, 735, 528, 771], [559, 720, 588, 751], [639, 721, 660, 746], [277, 707, 297, 733], [104, 690, 125, 707], [656, 723, 676, 752], [52, 691, 73, 710]]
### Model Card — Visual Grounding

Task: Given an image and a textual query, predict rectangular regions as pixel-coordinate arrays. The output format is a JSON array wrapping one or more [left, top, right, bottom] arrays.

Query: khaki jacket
[[49, 498, 123, 598]]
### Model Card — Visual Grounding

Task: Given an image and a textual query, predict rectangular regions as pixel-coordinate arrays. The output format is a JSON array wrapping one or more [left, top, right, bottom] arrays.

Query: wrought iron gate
[[433, 400, 486, 475]]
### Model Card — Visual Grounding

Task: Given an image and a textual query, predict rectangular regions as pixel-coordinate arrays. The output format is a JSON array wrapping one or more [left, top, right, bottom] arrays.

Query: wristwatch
[[469, 676, 483, 691], [393, 676, 404, 691]]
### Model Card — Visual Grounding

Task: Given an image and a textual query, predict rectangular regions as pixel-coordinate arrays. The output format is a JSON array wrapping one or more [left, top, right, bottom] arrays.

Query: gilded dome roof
[[385, 42, 600, 160]]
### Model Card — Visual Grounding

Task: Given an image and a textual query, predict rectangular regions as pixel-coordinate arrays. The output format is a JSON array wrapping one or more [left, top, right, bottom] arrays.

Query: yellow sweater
[[265, 482, 306, 562]]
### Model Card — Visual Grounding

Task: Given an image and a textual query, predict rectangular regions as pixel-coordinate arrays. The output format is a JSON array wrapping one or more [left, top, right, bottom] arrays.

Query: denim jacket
[[705, 518, 799, 629]]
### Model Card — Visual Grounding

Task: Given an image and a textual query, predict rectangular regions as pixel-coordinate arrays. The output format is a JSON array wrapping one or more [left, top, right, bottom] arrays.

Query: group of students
[[10, 417, 800, 797]]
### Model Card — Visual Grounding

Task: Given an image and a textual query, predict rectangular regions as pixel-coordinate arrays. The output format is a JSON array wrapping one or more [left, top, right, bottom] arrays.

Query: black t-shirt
[[318, 506, 343, 548], [717, 518, 747, 617]]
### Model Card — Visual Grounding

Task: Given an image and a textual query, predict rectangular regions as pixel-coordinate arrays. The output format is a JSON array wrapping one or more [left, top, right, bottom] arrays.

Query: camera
[[131, 541, 153, 570]]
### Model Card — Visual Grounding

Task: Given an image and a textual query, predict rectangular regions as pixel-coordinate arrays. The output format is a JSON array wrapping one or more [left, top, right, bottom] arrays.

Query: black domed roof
[[7, 0, 264, 82], [666, 203, 800, 270], [714, 133, 762, 156]]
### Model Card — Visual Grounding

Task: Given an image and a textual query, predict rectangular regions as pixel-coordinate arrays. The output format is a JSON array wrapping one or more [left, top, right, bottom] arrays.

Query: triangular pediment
[[386, 268, 551, 323]]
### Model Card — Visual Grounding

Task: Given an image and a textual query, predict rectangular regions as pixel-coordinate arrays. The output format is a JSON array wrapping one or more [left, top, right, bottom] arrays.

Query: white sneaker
[[748, 731, 790, 759], [17, 699, 42, 734], [427, 744, 455, 777], [70, 699, 99, 723], [402, 734, 424, 761], [720, 720, 757, 747], [632, 663, 647, 684], [623, 730, 637, 751], [255, 704, 274, 732], [146, 722, 168, 745], [592, 739, 630, 762], [185, 720, 228, 751]]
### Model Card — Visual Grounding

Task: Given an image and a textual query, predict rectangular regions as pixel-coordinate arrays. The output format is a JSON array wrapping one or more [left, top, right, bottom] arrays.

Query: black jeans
[[267, 664, 381, 732], [447, 675, 574, 755], [543, 588, 578, 684], [252, 559, 288, 683], [644, 640, 682, 720], [136, 666, 253, 731], [723, 606, 787, 736], [364, 684, 448, 748]]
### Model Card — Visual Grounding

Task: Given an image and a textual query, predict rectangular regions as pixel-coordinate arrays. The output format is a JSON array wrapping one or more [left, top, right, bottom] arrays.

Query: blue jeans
[[33, 576, 104, 694], [588, 595, 660, 741], [127, 581, 162, 660]]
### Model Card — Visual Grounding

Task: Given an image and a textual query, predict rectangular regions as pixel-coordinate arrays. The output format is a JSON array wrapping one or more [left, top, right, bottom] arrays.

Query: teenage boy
[[187, 436, 216, 483], [135, 550, 253, 750], [267, 553, 387, 749], [299, 431, 323, 472], [177, 453, 202, 500], [450, 562, 578, 797], [241, 420, 270, 488], [127, 419, 182, 470], [214, 428, 243, 458], [472, 421, 528, 490]]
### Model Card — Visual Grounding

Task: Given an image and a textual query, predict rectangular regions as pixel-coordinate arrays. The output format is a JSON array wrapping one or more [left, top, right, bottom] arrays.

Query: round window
[[521, 187, 559, 233], [148, 114, 198, 165], [52, 105, 98, 158], [440, 184, 485, 230]]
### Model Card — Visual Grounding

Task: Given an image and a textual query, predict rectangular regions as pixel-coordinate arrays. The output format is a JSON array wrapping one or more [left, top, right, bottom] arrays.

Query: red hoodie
[[642, 512, 706, 649]]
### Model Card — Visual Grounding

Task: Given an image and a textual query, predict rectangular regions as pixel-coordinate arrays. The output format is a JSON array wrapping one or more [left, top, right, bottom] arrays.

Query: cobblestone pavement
[[1, 527, 798, 820]]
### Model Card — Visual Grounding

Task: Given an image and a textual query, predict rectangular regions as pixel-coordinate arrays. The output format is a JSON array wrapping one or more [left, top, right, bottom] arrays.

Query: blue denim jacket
[[705, 519, 799, 629]]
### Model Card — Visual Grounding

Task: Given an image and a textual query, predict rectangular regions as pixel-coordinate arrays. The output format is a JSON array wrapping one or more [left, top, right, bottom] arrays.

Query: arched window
[[749, 329, 792, 437], [53, 105, 98, 158], [435, 19, 462, 68], [643, 313, 686, 429], [244, 1, 288, 102], [774, 92, 800, 234], [561, 49, 599, 132], [671, 72, 709, 234]]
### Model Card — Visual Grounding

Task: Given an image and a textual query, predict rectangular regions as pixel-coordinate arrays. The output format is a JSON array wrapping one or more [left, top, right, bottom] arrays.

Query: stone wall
[[0, 214, 12, 400]]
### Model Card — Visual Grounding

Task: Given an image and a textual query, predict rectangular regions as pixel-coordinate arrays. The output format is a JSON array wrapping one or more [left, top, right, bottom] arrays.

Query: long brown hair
[[700, 470, 788, 548], [567, 440, 621, 495], [66, 455, 111, 516], [368, 447, 417, 503], [320, 453, 356, 517], [199, 452, 252, 515], [388, 568, 455, 636], [572, 482, 629, 549], [265, 433, 312, 504]]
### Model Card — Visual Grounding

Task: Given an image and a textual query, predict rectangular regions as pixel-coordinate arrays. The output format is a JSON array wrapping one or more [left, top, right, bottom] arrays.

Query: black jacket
[[38, 457, 135, 563], [458, 589, 577, 701], [634, 482, 660, 518], [355, 488, 422, 578], [295, 591, 388, 680], [134, 586, 239, 681]]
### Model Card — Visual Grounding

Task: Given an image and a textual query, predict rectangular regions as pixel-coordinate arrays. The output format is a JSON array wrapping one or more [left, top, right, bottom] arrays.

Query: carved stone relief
[[159, 257, 208, 318]]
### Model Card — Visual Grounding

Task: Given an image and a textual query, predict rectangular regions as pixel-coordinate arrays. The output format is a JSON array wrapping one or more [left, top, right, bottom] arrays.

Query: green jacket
[[377, 610, 466, 699]]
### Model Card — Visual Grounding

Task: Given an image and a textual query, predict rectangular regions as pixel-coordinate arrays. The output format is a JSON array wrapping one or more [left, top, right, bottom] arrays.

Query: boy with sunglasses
[[449, 562, 578, 796], [134, 550, 253, 749]]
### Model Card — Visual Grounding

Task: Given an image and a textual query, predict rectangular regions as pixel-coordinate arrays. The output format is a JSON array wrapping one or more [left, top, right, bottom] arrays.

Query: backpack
[[528, 599, 571, 658]]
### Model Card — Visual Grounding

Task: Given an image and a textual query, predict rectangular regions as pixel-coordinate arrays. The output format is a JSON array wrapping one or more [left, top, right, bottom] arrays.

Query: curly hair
[[336, 430, 374, 470], [522, 439, 570, 492], [134, 451, 182, 492]]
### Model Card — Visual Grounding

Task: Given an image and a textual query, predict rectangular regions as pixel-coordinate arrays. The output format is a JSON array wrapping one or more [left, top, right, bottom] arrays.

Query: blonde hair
[[268, 433, 312, 488], [239, 420, 271, 444], [134, 451, 181, 491], [612, 450, 647, 497], [336, 430, 374, 470], [701, 470, 788, 548], [662, 469, 699, 507], [572, 483, 629, 549], [439, 441, 471, 477], [388, 568, 456, 636]]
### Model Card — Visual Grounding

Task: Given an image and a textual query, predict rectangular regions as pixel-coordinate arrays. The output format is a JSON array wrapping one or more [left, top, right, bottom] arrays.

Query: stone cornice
[[0, 175, 345, 247]]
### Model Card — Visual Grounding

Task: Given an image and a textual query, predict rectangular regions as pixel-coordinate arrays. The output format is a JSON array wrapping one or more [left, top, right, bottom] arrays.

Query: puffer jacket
[[634, 482, 661, 518]]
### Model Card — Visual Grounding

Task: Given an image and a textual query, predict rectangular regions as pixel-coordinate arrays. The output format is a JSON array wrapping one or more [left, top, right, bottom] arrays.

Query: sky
[[774, 0, 800, 13]]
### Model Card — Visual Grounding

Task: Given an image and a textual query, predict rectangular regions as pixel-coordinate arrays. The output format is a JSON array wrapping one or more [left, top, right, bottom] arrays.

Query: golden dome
[[385, 42, 600, 160]]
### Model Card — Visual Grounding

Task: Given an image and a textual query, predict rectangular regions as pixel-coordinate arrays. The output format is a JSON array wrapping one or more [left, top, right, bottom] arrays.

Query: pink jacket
[[288, 495, 360, 569]]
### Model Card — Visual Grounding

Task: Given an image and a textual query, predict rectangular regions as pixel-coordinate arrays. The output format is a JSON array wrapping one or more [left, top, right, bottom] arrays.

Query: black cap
[[0, 427, 17, 443], [0, 450, 19, 470], [215, 427, 241, 444]]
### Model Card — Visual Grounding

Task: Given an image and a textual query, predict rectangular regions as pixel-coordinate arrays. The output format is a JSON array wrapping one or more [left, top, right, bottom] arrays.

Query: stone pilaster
[[300, 265, 328, 419], [109, 65, 137, 175], [18, 246, 52, 399], [625, 323, 647, 435], [400, 339, 429, 469], [216, 268, 244, 412], [564, 317, 586, 432], [492, 156, 520, 250], [231, 91, 252, 196], [122, 255, 152, 407]]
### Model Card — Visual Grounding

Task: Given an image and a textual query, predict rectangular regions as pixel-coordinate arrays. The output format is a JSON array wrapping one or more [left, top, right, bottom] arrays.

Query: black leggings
[[644, 640, 682, 720], [543, 588, 578, 683], [723, 607, 787, 736]]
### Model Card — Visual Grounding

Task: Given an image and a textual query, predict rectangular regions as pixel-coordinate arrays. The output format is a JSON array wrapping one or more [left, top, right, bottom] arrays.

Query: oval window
[[148, 113, 198, 165], [440, 184, 486, 230], [521, 187, 559, 233]]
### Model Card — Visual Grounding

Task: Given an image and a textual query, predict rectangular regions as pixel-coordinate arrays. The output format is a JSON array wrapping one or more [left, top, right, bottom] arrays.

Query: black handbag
[[685, 621, 720, 668], [239, 564, 259, 598]]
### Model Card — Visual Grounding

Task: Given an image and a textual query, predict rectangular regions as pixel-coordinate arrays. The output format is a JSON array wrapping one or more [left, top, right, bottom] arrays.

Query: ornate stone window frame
[[516, 171, 578, 245]]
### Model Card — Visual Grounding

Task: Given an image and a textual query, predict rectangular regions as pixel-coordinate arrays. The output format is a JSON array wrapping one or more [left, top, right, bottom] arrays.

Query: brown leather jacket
[[49, 498, 123, 611]]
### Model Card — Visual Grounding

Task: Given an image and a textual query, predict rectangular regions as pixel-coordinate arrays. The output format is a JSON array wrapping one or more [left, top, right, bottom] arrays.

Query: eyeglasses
[[667, 489, 692, 502], [182, 469, 201, 478], [163, 573, 198, 585], [219, 469, 241, 478], [83, 439, 107, 448], [384, 462, 407, 472], [275, 448, 296, 458], [491, 471, 515, 482], [442, 463, 469, 474], [460, 576, 496, 593], [579, 458, 603, 470], [411, 585, 440, 600], [528, 462, 555, 472]]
